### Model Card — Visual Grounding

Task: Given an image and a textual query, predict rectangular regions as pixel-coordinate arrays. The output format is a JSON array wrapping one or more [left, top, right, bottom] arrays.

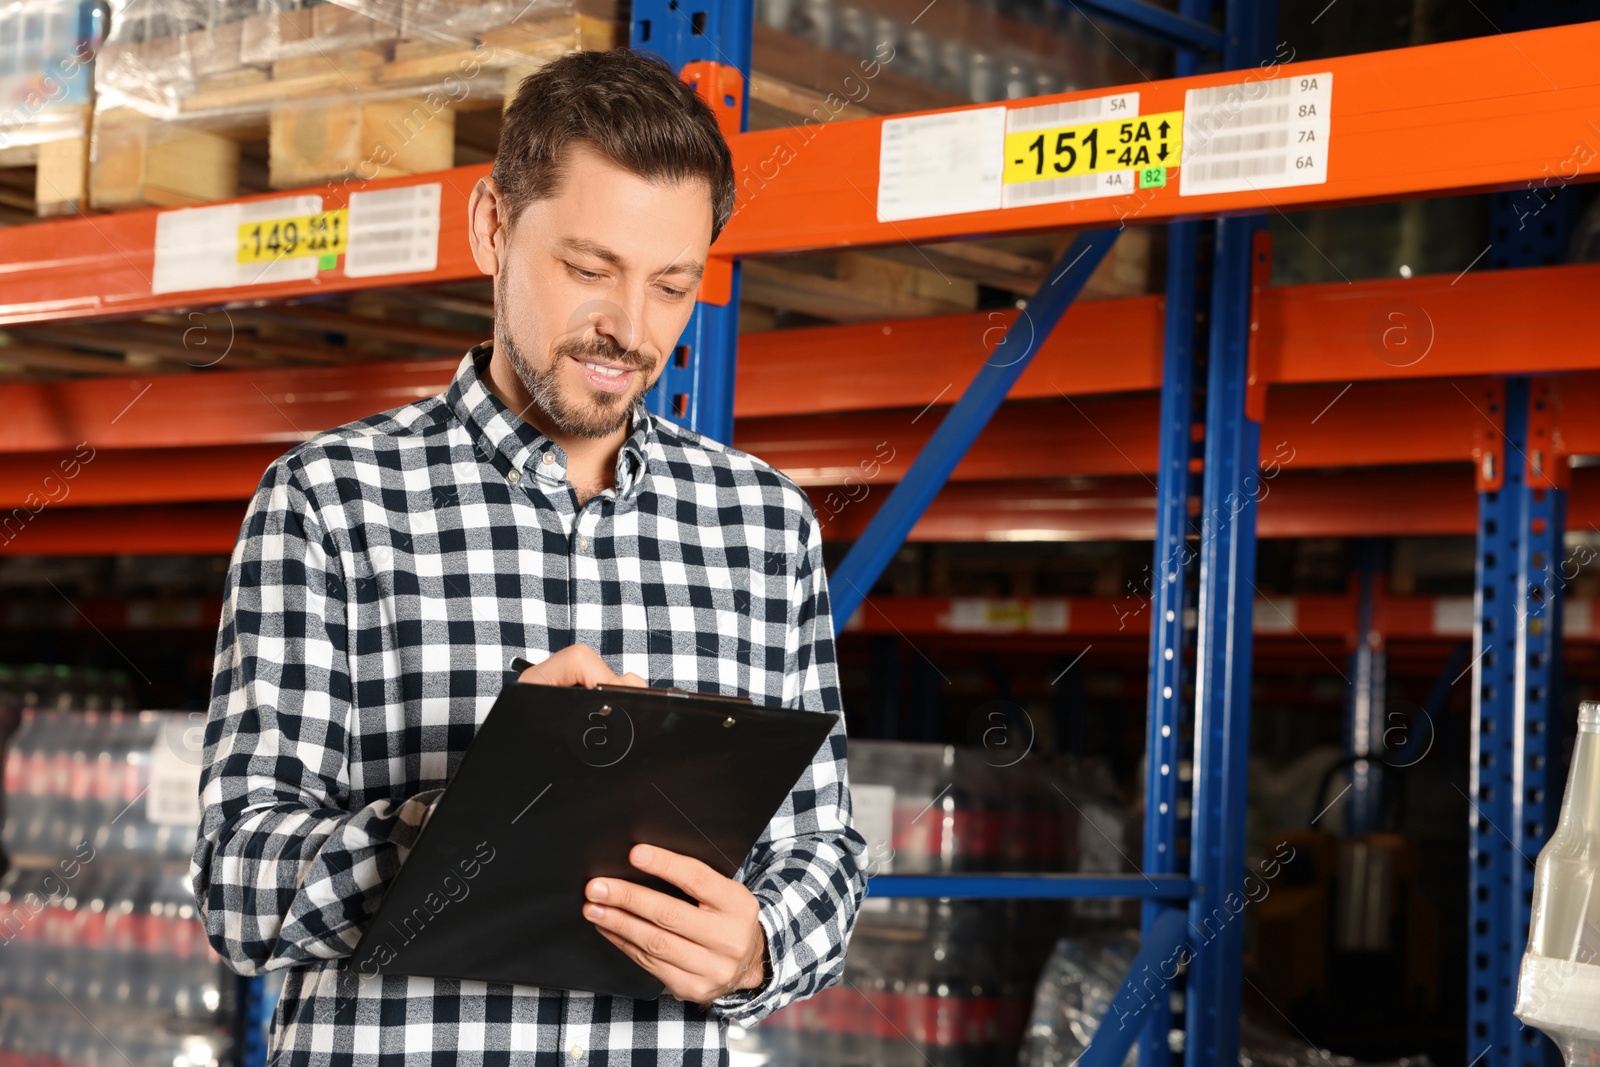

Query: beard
[[496, 304, 657, 441]]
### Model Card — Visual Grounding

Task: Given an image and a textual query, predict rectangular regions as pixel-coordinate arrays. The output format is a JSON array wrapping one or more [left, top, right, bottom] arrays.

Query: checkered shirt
[[192, 345, 867, 1067]]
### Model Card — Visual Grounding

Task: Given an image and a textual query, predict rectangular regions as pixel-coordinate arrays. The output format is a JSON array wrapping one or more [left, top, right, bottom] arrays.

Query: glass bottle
[[1515, 701, 1600, 1065]]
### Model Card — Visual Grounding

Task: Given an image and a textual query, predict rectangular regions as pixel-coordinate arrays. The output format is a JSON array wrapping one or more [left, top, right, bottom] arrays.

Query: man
[[193, 48, 867, 1066]]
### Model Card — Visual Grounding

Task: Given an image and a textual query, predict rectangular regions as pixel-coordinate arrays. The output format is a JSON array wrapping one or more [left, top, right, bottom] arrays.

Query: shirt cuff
[[710, 901, 784, 1022]]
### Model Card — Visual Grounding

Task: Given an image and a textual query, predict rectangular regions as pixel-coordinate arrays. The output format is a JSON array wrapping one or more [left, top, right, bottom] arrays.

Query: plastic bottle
[[1515, 701, 1600, 1066]]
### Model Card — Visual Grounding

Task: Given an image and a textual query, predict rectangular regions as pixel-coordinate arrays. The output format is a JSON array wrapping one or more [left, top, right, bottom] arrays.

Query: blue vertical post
[[1469, 381, 1525, 1067], [234, 973, 267, 1067], [631, 0, 750, 443], [1139, 6, 1214, 1065], [1139, 216, 1205, 1067], [1184, 215, 1264, 1067], [1469, 378, 1566, 1067], [1513, 381, 1564, 1067], [1345, 542, 1387, 835], [1184, 4, 1268, 1067]]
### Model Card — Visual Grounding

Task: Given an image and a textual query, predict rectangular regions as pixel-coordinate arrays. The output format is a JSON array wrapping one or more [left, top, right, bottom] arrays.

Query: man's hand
[[583, 844, 769, 1005], [517, 645, 647, 689]]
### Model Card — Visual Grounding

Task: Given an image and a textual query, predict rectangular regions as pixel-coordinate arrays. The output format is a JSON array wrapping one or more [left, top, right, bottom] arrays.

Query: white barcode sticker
[[1001, 92, 1144, 208], [147, 716, 205, 827], [152, 195, 324, 294], [345, 183, 442, 278], [877, 107, 1006, 222], [1180, 71, 1332, 196], [853, 783, 895, 875]]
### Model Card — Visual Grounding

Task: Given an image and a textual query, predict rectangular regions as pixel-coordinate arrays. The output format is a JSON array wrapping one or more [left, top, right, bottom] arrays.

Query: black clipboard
[[347, 681, 838, 1000]]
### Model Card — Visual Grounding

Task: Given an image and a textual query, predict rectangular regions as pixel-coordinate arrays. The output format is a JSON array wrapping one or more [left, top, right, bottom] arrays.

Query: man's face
[[493, 143, 714, 439]]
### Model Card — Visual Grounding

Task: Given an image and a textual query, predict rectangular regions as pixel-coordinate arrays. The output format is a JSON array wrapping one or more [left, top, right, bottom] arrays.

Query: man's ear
[[468, 177, 507, 278]]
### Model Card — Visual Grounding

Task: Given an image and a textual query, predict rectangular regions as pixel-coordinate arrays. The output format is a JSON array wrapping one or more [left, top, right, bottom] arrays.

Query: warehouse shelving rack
[[4, 4, 1600, 1067]]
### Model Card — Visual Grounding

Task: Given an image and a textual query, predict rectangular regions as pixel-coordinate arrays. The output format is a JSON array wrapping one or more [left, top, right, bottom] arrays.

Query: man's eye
[[567, 263, 601, 281], [658, 285, 687, 299]]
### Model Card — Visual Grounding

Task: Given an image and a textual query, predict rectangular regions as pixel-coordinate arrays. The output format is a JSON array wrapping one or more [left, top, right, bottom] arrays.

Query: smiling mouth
[[581, 361, 628, 379]]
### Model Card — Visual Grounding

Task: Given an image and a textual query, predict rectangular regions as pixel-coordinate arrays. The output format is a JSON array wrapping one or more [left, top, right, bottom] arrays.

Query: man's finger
[[584, 901, 716, 975], [629, 844, 736, 910], [615, 672, 648, 688], [585, 876, 716, 944], [517, 645, 621, 688], [594, 928, 724, 1005]]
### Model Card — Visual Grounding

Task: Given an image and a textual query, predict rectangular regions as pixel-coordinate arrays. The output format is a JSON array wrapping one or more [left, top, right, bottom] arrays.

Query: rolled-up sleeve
[[190, 456, 441, 975], [711, 503, 868, 1024]]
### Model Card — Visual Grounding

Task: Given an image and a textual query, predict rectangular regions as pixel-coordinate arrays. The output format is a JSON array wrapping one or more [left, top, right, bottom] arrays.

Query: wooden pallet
[[87, 2, 617, 210], [0, 105, 92, 221]]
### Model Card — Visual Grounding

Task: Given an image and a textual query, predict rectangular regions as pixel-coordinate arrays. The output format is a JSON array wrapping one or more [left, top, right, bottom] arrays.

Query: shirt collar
[[446, 343, 653, 501]]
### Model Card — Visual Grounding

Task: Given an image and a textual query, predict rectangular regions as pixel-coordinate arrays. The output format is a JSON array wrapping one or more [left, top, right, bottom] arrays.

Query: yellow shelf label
[[237, 209, 348, 265], [1003, 110, 1183, 186]]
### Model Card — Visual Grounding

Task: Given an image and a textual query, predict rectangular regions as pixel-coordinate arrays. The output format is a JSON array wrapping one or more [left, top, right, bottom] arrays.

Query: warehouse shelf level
[[3, 5, 1600, 1067]]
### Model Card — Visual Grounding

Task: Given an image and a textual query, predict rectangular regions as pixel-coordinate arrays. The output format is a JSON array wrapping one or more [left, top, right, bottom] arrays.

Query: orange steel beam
[[841, 592, 1600, 642], [717, 23, 1600, 255], [12, 465, 1600, 555], [3, 24, 1599, 324], [0, 381, 1501, 510], [7, 259, 1600, 456]]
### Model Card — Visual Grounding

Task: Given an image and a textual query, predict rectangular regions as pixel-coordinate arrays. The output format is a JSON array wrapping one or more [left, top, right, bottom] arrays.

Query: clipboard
[[347, 681, 839, 1000]]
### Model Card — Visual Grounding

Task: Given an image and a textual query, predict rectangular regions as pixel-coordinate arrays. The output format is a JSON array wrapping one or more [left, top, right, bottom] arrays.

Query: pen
[[510, 656, 535, 674]]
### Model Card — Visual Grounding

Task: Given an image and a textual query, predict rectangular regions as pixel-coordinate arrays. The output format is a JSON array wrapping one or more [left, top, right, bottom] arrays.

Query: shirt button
[[577, 537, 589, 552], [569, 1046, 584, 1060], [507, 469, 520, 484], [542, 453, 556, 466]]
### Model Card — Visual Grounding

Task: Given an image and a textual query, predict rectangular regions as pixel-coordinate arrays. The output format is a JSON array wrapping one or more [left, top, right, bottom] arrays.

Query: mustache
[[553, 335, 653, 371]]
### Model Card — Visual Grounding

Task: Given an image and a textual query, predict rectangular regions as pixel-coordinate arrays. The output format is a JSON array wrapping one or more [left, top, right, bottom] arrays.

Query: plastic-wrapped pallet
[[0, 0, 105, 215], [87, 0, 618, 209], [1019, 933, 1435, 1067], [0, 668, 231, 1067]]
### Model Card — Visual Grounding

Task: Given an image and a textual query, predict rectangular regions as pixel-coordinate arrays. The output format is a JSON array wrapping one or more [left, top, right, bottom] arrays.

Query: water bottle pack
[[0, 669, 227, 1067]]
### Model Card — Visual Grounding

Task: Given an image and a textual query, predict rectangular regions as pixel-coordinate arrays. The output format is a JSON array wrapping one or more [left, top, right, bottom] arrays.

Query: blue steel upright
[[630, 0, 751, 443], [1140, 215, 1207, 1067], [1469, 377, 1566, 1067], [1184, 214, 1264, 1067], [1139, 5, 1214, 1062]]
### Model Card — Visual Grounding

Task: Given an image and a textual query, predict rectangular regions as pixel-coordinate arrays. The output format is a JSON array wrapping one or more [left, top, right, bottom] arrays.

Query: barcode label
[[1000, 92, 1146, 208], [877, 107, 1006, 222], [345, 183, 442, 278], [152, 195, 323, 294], [1181, 71, 1332, 197], [1006, 92, 1138, 133], [1002, 169, 1136, 207]]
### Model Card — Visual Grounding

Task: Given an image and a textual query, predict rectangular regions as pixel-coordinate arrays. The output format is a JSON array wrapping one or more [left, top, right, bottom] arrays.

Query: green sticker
[[1139, 167, 1167, 189], [319, 253, 339, 270]]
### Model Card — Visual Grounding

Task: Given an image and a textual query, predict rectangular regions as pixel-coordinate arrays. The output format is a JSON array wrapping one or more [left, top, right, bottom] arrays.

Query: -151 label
[[1003, 110, 1183, 186], [237, 209, 348, 264]]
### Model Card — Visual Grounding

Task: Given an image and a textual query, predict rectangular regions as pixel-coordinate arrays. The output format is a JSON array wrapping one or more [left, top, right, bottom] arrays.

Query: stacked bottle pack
[[845, 741, 1131, 881], [735, 742, 1134, 1067], [0, 668, 227, 1067]]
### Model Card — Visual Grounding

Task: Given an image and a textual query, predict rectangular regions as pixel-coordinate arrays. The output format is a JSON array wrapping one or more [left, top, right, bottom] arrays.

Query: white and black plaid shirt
[[193, 345, 867, 1067]]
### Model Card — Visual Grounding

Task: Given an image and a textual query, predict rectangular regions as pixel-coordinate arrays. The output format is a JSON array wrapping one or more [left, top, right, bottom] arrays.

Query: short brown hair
[[492, 48, 736, 241]]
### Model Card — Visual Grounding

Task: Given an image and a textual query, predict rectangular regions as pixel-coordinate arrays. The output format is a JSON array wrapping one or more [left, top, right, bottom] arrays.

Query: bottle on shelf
[[1515, 701, 1600, 1066]]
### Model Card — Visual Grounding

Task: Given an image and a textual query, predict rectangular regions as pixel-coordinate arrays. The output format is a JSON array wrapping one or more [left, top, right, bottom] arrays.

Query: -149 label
[[237, 209, 348, 264]]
